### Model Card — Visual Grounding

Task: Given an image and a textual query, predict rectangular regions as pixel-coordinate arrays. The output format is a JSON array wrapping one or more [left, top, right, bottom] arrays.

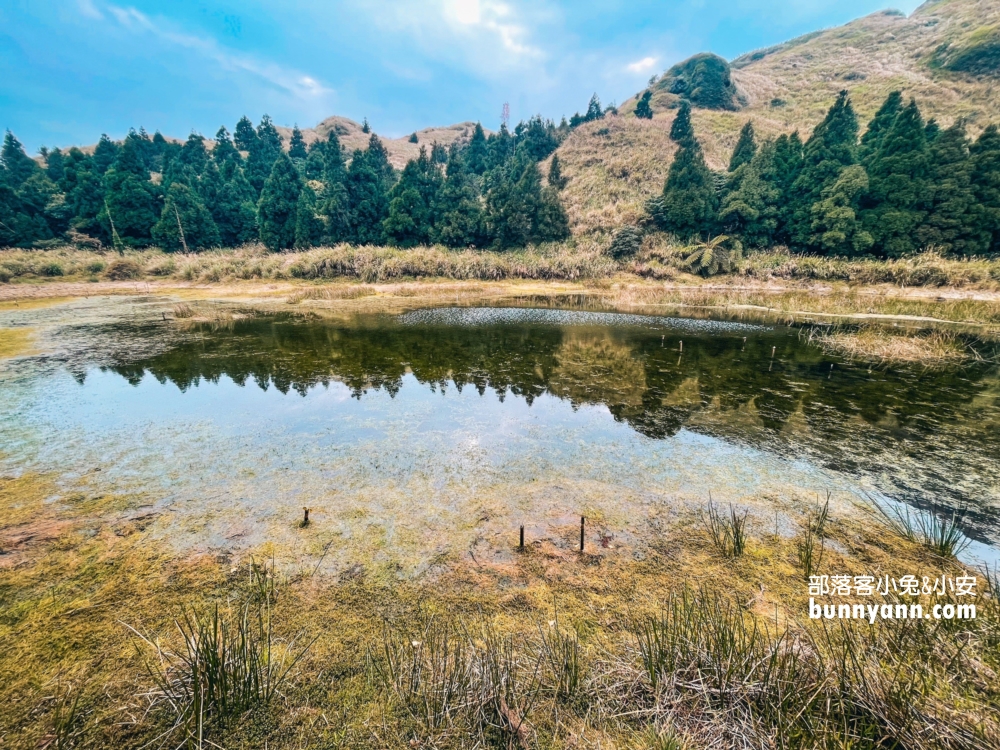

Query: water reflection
[[92, 308, 1000, 542]]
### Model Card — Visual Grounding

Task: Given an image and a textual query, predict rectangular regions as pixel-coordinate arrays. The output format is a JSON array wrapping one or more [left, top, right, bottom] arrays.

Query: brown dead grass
[[811, 327, 973, 365]]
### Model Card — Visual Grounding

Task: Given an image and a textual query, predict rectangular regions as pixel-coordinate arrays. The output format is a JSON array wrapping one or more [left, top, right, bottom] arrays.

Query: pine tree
[[809, 165, 873, 256], [971, 125, 1000, 254], [100, 168, 159, 246], [728, 122, 757, 172], [786, 91, 859, 250], [859, 91, 903, 164], [654, 114, 718, 239], [361, 118, 371, 134], [719, 140, 781, 247], [198, 160, 226, 220], [484, 156, 569, 248], [294, 185, 324, 248], [487, 124, 514, 170], [234, 116, 258, 152], [257, 152, 302, 251], [152, 182, 220, 251], [635, 91, 654, 120], [548, 154, 567, 189], [113, 133, 151, 179], [345, 135, 394, 245], [670, 101, 694, 144], [409, 133, 419, 144], [246, 116, 283, 195], [176, 133, 209, 174], [212, 126, 241, 166], [916, 122, 982, 255], [466, 123, 489, 175], [431, 142, 448, 164], [18, 171, 66, 239], [289, 127, 308, 159], [45, 148, 65, 184], [215, 165, 258, 246], [321, 131, 349, 243], [67, 162, 105, 239], [513, 116, 559, 161], [585, 94, 603, 122], [1, 131, 40, 187], [772, 132, 804, 243], [383, 148, 443, 247], [860, 99, 929, 257], [432, 152, 484, 248], [92, 134, 119, 175], [304, 141, 326, 180]]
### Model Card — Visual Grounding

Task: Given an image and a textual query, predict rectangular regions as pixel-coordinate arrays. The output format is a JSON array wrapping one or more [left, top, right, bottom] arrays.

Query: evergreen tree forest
[[0, 114, 568, 252], [654, 90, 1000, 258]]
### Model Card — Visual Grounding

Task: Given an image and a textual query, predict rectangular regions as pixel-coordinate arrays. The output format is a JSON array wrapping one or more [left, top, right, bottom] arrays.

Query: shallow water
[[2, 297, 999, 571]]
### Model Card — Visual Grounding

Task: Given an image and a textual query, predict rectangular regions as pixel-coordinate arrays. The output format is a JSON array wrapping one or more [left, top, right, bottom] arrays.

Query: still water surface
[[2, 298, 998, 570]]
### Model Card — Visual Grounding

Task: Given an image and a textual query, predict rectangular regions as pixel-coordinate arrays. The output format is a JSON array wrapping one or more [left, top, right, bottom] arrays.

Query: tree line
[[0, 114, 571, 251], [652, 91, 1000, 257]]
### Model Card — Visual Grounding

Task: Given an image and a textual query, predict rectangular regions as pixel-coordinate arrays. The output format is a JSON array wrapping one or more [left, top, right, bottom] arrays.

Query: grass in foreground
[[2, 473, 998, 749]]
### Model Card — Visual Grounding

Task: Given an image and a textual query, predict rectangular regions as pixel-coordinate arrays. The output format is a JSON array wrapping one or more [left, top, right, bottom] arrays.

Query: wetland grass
[[703, 499, 749, 558], [865, 499, 972, 560]]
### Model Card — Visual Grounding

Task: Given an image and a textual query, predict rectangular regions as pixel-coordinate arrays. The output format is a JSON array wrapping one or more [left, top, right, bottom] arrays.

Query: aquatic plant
[[703, 497, 749, 558], [865, 498, 972, 559]]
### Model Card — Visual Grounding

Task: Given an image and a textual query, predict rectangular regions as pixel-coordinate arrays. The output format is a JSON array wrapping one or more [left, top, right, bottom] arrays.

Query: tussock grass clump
[[797, 493, 830, 579], [811, 325, 975, 365], [127, 560, 310, 748], [703, 498, 749, 558], [103, 258, 144, 280], [866, 499, 972, 559]]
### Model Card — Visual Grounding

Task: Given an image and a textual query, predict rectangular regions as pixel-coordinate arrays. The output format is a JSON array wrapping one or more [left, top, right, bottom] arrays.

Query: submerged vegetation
[[1, 468, 998, 749]]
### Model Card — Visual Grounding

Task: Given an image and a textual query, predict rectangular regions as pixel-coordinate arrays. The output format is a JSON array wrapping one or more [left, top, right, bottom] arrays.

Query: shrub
[[104, 258, 144, 280], [39, 262, 64, 277], [608, 226, 644, 259], [85, 260, 106, 274]]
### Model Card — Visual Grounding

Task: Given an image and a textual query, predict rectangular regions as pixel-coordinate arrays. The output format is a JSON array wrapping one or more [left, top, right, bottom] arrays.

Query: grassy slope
[[559, 0, 1000, 239]]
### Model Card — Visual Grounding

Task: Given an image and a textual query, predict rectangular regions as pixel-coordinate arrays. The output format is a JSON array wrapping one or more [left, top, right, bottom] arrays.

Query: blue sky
[[2, 0, 924, 153]]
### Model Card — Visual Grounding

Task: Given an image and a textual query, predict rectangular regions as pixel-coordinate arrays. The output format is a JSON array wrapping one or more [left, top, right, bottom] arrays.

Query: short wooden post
[[679, 340, 683, 353], [519, 525, 525, 550], [580, 516, 585, 552], [302, 507, 310, 526]]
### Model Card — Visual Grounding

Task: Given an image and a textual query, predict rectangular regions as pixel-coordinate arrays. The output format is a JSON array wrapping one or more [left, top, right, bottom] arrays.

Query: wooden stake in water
[[742, 336, 747, 351], [679, 340, 683, 353], [580, 516, 585, 552], [519, 525, 525, 550], [302, 507, 310, 527]]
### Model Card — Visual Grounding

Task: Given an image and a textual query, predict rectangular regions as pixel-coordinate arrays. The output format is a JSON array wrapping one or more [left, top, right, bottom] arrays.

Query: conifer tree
[[635, 91, 654, 120], [92, 134, 119, 175], [383, 148, 443, 247], [548, 154, 567, 190], [925, 119, 941, 144], [917, 122, 982, 255], [719, 140, 781, 247], [257, 152, 302, 251], [585, 94, 604, 122], [304, 142, 326, 180], [113, 133, 151, 179], [294, 185, 324, 248], [321, 132, 350, 243], [1, 131, 40, 187], [487, 124, 514, 170], [345, 135, 394, 245], [177, 133, 209, 174], [409, 133, 419, 144], [100, 167, 159, 246], [45, 148, 65, 184], [728, 122, 757, 172], [860, 99, 929, 257], [859, 91, 902, 164], [772, 132, 804, 243], [152, 182, 220, 251], [432, 152, 484, 248], [212, 126, 241, 166], [670, 101, 694, 144], [361, 118, 371, 134], [786, 91, 859, 250], [215, 164, 258, 246], [484, 156, 568, 247], [289, 127, 308, 159], [67, 163, 105, 239], [234, 117, 258, 152], [809, 165, 873, 256], [654, 114, 718, 238], [466, 123, 489, 175], [971, 124, 1000, 254], [246, 116, 283, 195], [431, 142, 448, 164], [198, 160, 225, 220]]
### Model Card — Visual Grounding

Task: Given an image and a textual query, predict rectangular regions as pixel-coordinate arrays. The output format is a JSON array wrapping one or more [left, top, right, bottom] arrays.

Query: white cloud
[[76, 0, 103, 20], [626, 56, 658, 73], [81, 2, 333, 103]]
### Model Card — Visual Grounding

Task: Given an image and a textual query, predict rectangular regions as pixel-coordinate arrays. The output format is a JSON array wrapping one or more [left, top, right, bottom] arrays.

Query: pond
[[2, 297, 999, 572]]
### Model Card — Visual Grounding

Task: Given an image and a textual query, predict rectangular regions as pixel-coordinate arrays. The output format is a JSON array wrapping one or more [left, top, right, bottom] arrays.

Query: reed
[[865, 498, 972, 559], [703, 498, 749, 558]]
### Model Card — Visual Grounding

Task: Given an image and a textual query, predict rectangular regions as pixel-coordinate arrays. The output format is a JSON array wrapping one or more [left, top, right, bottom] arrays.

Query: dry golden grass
[[811, 327, 972, 365]]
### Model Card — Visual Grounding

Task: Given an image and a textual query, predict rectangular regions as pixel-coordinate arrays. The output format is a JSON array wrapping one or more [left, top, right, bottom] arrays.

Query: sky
[[1, 0, 926, 153]]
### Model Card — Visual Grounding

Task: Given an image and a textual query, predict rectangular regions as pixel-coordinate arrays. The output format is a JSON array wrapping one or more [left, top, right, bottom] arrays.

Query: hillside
[[274, 118, 484, 169], [557, 0, 1000, 238]]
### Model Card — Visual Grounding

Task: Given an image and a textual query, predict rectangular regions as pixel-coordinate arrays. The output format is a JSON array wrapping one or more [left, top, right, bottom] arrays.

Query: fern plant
[[682, 235, 743, 276]]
